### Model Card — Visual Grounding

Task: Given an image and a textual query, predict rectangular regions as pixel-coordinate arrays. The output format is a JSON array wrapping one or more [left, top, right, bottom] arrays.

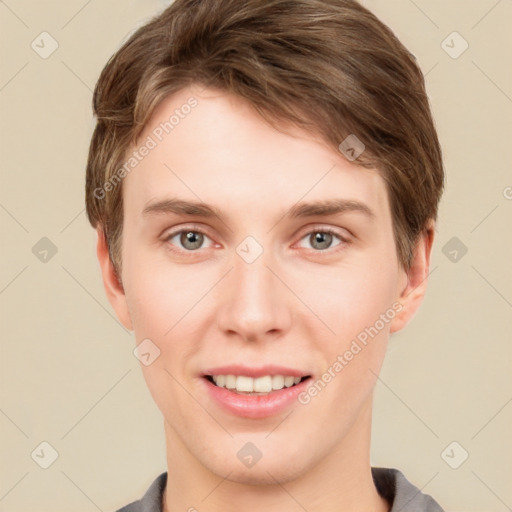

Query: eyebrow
[[142, 198, 375, 221]]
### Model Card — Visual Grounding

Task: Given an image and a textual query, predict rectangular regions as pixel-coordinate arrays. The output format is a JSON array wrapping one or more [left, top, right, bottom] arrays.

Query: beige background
[[1, 0, 511, 511]]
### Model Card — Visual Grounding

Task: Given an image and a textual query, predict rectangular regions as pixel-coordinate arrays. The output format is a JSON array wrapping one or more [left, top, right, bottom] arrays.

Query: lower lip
[[202, 377, 311, 419]]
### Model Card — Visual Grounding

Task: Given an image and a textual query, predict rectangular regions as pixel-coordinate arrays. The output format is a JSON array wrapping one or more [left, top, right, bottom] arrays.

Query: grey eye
[[179, 231, 204, 250], [310, 232, 334, 250], [166, 230, 213, 251], [297, 230, 343, 251]]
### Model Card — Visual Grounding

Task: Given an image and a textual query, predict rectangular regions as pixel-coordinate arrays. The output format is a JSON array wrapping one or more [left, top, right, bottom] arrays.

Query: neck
[[163, 398, 389, 512]]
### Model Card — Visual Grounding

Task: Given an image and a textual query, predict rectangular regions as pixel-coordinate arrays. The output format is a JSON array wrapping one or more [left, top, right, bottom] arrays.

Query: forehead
[[123, 85, 389, 223]]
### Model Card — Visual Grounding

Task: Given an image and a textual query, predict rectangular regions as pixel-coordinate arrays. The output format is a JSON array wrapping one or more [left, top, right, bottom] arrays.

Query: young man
[[85, 0, 445, 510]]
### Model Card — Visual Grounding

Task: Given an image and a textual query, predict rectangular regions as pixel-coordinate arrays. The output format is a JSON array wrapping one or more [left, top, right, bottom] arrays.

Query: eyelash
[[163, 224, 350, 255]]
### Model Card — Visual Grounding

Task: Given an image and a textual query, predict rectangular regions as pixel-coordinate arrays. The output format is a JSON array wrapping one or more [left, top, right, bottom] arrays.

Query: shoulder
[[114, 472, 167, 512], [372, 467, 445, 512]]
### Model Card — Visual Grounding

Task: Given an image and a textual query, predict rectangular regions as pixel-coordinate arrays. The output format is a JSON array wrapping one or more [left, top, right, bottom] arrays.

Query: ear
[[389, 221, 435, 334], [96, 228, 133, 330]]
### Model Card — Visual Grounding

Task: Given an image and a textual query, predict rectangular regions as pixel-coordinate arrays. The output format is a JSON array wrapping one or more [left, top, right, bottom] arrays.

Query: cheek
[[306, 266, 397, 408], [123, 257, 204, 408], [121, 241, 193, 333], [306, 259, 398, 341], [122, 249, 217, 378], [123, 270, 168, 336]]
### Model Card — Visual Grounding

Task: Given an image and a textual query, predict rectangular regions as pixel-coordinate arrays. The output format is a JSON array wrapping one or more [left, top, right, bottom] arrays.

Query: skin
[[97, 84, 434, 512]]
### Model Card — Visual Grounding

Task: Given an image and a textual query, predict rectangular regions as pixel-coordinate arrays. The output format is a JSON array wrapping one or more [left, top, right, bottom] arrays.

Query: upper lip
[[202, 365, 311, 378]]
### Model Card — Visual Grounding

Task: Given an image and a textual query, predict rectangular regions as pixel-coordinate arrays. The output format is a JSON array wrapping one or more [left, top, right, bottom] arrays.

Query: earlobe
[[95, 228, 133, 331], [389, 223, 435, 334]]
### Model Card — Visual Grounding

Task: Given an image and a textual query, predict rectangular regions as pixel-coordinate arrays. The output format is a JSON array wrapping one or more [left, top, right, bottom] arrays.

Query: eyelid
[[163, 223, 212, 238], [296, 223, 351, 240]]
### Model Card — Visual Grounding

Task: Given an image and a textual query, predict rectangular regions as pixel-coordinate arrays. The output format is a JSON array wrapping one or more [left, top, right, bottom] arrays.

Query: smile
[[205, 374, 309, 395], [201, 367, 312, 418]]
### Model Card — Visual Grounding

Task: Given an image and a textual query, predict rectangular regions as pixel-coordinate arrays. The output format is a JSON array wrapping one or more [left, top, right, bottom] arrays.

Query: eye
[[164, 228, 215, 252], [163, 226, 349, 254], [297, 228, 347, 251]]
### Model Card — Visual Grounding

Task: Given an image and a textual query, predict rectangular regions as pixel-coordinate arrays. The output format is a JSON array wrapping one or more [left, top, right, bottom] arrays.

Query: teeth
[[210, 374, 305, 393], [236, 376, 254, 392], [272, 375, 284, 390], [284, 376, 294, 388], [225, 374, 236, 389], [254, 376, 272, 392]]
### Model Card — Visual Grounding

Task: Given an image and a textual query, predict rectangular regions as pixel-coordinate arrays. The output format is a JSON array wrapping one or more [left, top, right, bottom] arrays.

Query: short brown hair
[[85, 0, 444, 274]]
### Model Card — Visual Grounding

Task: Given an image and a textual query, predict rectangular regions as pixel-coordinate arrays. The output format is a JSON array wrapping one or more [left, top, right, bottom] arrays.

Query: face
[[98, 85, 430, 485]]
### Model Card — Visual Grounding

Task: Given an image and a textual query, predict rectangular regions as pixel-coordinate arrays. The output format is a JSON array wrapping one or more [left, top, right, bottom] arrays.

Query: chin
[[225, 470, 278, 486], [206, 451, 312, 486]]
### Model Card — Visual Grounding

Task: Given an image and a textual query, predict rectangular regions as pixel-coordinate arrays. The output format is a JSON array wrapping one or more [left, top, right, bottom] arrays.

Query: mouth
[[203, 374, 311, 396], [200, 365, 313, 418]]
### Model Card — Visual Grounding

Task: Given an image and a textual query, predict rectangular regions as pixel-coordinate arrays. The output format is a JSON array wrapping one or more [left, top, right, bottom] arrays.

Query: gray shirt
[[116, 467, 444, 511]]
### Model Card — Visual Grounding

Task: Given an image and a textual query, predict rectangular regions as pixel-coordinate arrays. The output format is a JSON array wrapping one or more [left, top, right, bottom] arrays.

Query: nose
[[215, 246, 292, 343]]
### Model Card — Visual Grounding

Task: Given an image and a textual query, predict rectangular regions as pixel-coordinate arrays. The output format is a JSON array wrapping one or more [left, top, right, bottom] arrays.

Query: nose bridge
[[216, 237, 290, 341]]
